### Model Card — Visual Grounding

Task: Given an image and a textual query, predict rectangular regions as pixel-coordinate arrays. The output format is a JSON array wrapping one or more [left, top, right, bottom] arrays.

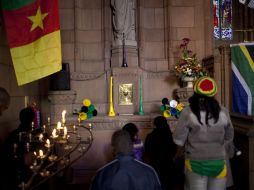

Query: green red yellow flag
[[2, 0, 62, 86]]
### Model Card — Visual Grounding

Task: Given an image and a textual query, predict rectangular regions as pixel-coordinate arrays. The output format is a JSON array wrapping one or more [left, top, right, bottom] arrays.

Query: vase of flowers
[[174, 38, 207, 88]]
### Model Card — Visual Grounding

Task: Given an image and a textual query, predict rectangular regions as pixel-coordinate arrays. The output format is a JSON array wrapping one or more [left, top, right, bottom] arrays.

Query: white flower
[[186, 68, 192, 75]]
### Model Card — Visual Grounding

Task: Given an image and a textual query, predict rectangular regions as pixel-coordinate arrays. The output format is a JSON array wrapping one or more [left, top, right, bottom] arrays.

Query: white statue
[[111, 0, 136, 46]]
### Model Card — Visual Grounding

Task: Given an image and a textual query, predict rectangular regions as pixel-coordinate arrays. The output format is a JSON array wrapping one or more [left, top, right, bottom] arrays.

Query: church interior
[[0, 0, 254, 189]]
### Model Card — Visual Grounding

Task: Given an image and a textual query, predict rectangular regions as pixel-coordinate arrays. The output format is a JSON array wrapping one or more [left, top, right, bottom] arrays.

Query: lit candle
[[31, 122, 34, 131], [46, 139, 50, 148], [52, 129, 58, 138], [57, 121, 62, 130], [47, 117, 50, 124], [39, 133, 43, 141], [43, 125, 46, 133], [62, 110, 67, 125], [39, 150, 44, 158], [63, 127, 67, 138], [26, 142, 30, 152], [73, 125, 76, 131]]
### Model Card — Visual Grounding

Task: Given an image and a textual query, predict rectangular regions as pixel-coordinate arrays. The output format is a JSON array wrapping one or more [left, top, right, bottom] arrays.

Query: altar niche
[[112, 67, 140, 115]]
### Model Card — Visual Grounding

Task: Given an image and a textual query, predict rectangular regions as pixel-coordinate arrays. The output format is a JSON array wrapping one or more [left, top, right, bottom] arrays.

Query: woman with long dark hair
[[173, 76, 234, 190]]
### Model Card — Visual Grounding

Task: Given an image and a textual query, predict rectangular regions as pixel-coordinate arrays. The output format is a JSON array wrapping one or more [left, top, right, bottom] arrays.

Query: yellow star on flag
[[27, 6, 48, 32]]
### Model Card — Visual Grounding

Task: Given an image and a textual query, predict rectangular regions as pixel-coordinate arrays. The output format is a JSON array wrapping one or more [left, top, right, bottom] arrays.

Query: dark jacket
[[145, 126, 178, 190], [90, 154, 162, 190]]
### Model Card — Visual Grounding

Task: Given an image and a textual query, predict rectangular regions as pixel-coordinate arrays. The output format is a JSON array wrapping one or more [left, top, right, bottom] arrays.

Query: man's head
[[111, 130, 132, 155], [19, 107, 35, 130], [0, 87, 10, 116]]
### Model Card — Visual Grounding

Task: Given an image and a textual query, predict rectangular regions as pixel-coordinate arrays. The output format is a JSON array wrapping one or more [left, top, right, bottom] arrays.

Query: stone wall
[[50, 0, 213, 121]]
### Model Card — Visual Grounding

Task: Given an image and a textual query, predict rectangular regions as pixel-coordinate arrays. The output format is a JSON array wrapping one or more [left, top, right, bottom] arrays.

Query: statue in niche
[[111, 0, 137, 46]]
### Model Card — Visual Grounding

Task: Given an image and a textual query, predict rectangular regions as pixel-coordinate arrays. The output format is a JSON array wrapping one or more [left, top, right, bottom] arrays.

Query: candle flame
[[52, 129, 58, 138], [62, 110, 67, 124], [39, 150, 44, 157], [57, 122, 62, 130], [39, 134, 43, 141], [46, 139, 50, 146]]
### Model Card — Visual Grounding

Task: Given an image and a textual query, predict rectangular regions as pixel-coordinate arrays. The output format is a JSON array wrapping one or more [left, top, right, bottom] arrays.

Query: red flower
[[182, 38, 190, 44]]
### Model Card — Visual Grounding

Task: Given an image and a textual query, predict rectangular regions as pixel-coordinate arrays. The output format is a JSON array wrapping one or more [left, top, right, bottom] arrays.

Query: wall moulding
[[70, 71, 106, 81]]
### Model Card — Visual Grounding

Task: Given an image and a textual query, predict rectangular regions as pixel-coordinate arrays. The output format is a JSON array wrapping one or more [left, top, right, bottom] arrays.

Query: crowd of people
[[90, 76, 235, 190], [0, 76, 236, 190]]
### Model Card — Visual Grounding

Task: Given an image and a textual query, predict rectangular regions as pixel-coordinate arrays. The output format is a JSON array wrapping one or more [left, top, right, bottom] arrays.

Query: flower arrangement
[[160, 98, 184, 118], [78, 99, 98, 121], [174, 38, 206, 78]]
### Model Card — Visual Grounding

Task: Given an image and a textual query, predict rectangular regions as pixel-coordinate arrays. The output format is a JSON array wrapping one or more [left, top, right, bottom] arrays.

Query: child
[[122, 123, 144, 161]]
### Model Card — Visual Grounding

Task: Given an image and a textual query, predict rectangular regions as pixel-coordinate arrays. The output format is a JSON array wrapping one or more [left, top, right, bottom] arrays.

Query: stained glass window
[[213, 0, 232, 40]]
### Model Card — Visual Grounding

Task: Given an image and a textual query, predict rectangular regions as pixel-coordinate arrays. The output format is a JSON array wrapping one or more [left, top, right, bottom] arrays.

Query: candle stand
[[12, 114, 93, 190]]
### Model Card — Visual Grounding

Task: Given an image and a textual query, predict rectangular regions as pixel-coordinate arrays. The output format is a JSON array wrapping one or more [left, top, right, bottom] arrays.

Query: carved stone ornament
[[48, 90, 76, 105]]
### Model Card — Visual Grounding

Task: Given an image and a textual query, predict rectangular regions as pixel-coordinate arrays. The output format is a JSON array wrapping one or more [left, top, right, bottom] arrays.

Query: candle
[[31, 122, 34, 130], [47, 117, 50, 124], [29, 133, 32, 142], [46, 139, 50, 148], [52, 129, 58, 138], [57, 121, 62, 130], [39, 133, 43, 141], [26, 142, 30, 152], [43, 125, 46, 133], [73, 125, 76, 132], [39, 149, 44, 158], [62, 110, 67, 124], [63, 127, 67, 138]]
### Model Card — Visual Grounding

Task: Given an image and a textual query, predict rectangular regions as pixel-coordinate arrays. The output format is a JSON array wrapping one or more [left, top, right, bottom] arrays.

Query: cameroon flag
[[2, 0, 62, 86]]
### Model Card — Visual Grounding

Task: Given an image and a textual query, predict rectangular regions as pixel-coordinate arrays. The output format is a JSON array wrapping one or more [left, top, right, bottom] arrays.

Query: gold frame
[[118, 83, 133, 105]]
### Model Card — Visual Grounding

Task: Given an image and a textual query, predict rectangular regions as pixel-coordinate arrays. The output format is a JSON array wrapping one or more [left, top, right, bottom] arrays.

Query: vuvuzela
[[108, 76, 116, 116], [139, 75, 144, 115]]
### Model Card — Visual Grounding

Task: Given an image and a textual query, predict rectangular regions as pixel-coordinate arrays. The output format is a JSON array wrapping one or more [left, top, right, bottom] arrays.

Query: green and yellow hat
[[193, 76, 217, 97]]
